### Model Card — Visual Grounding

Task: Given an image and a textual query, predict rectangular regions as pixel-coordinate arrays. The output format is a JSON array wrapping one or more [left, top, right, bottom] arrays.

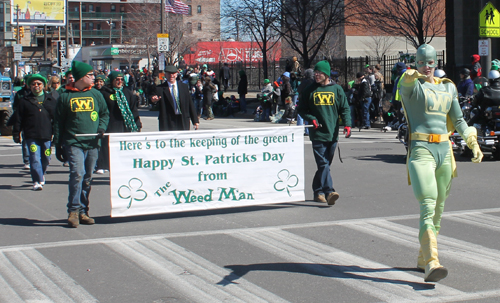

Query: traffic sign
[[479, 39, 489, 56], [479, 2, 500, 37], [157, 33, 169, 53], [14, 53, 21, 61], [13, 44, 22, 53]]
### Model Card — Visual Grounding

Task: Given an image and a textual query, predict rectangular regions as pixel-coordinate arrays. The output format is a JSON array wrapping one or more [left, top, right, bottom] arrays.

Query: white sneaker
[[33, 182, 43, 191], [95, 169, 105, 174], [23, 164, 30, 170], [40, 176, 45, 185]]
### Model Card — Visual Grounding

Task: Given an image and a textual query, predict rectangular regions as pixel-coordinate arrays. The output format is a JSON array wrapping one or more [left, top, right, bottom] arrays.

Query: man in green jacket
[[297, 60, 352, 206], [53, 61, 109, 228]]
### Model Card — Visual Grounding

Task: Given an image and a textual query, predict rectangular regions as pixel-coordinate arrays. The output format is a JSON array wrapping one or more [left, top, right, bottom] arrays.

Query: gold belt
[[410, 132, 450, 143]]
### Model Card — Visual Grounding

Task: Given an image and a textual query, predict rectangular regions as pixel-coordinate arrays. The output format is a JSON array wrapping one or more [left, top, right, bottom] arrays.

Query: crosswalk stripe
[[0, 249, 97, 303], [107, 239, 289, 303], [446, 213, 500, 230], [345, 220, 500, 274], [231, 230, 463, 303]]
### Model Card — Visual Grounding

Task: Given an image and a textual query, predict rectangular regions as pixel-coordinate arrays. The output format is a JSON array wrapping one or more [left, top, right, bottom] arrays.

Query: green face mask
[[416, 44, 437, 69]]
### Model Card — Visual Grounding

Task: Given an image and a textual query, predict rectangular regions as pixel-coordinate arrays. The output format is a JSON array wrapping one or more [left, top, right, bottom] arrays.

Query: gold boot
[[421, 229, 448, 282], [417, 247, 425, 272]]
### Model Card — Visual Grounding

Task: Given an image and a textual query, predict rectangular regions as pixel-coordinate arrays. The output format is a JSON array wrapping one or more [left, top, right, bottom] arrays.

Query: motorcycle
[[450, 96, 474, 152], [451, 102, 500, 160]]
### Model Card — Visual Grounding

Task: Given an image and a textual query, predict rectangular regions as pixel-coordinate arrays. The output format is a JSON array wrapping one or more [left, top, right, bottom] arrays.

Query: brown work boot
[[79, 213, 95, 225], [68, 212, 79, 228], [314, 194, 327, 203], [327, 192, 340, 205]]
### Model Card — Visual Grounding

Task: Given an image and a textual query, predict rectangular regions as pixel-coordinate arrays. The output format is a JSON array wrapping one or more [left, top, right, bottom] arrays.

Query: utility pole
[[15, 4, 19, 78], [107, 19, 113, 44], [161, 0, 165, 33], [79, 2, 82, 46], [120, 15, 123, 44]]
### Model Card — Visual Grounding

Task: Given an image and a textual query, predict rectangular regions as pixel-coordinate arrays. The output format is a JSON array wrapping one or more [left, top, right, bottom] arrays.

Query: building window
[[197, 5, 201, 13], [111, 5, 116, 12], [120, 5, 125, 13], [187, 22, 192, 34], [72, 23, 78, 30], [0, 3, 4, 14], [89, 22, 94, 30], [82, 23, 87, 30], [74, 7, 78, 12], [188, 5, 192, 15], [82, 4, 86, 12], [96, 24, 101, 30], [96, 6, 101, 13], [186, 0, 191, 3], [89, 4, 94, 12], [197, 23, 201, 31]]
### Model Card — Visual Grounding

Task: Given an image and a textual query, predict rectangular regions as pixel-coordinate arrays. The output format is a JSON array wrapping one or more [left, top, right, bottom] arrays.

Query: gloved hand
[[467, 134, 483, 163], [403, 69, 426, 83], [56, 145, 67, 163], [96, 128, 105, 139], [312, 120, 320, 129], [470, 142, 483, 163], [12, 133, 20, 144], [344, 126, 351, 138]]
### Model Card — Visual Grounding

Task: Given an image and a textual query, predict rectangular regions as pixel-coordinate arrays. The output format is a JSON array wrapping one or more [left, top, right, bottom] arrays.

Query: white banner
[[109, 127, 305, 217]]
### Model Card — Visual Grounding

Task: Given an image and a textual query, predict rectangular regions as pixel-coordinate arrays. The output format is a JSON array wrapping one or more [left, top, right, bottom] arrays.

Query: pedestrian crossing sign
[[480, 2, 500, 37]]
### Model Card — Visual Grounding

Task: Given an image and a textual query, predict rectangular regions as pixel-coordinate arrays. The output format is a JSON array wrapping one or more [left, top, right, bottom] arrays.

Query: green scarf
[[114, 87, 138, 132]]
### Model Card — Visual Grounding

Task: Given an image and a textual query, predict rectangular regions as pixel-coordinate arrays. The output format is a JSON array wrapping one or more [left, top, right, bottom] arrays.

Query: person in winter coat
[[95, 71, 142, 174], [353, 72, 372, 129], [12, 74, 57, 190], [53, 61, 109, 228], [470, 54, 482, 81], [297, 68, 315, 135], [202, 76, 216, 120], [280, 72, 292, 109], [237, 70, 248, 113], [297, 60, 351, 205], [260, 79, 274, 121], [457, 68, 474, 97]]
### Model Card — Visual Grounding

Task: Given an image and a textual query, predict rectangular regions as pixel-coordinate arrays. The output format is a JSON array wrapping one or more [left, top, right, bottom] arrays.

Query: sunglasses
[[114, 78, 124, 82], [52, 82, 60, 84], [31, 82, 44, 86]]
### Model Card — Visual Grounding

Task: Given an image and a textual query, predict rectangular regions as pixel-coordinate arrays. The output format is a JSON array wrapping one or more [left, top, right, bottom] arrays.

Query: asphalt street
[[1, 108, 499, 303]]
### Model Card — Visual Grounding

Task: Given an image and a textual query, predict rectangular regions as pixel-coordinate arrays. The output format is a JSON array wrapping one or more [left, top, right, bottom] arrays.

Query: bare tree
[[221, 0, 281, 78], [278, 0, 356, 68], [318, 26, 345, 61], [356, 0, 445, 49], [362, 36, 399, 63], [126, 1, 161, 72]]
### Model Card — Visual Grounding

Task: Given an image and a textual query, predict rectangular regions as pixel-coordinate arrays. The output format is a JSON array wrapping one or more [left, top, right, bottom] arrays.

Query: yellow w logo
[[314, 92, 335, 105], [424, 89, 451, 116], [71, 97, 95, 112]]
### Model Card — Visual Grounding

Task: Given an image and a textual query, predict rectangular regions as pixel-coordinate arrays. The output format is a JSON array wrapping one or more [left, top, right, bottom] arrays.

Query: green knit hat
[[27, 74, 47, 86], [71, 61, 94, 82], [314, 60, 330, 76], [96, 74, 107, 81], [108, 71, 124, 82]]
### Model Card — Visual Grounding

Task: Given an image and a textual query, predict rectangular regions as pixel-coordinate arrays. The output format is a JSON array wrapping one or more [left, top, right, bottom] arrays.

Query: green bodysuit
[[400, 73, 476, 239]]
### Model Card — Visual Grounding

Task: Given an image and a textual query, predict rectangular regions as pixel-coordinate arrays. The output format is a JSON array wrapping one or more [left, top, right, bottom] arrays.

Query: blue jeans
[[239, 94, 246, 112], [363, 97, 372, 127], [260, 108, 270, 121], [312, 140, 338, 196], [65, 146, 98, 214], [25, 138, 51, 183], [22, 133, 30, 165], [194, 98, 202, 116], [297, 114, 309, 135]]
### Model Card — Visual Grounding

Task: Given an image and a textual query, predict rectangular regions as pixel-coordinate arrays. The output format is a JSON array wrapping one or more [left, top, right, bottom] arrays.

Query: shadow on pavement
[[219, 263, 436, 290], [354, 154, 406, 164]]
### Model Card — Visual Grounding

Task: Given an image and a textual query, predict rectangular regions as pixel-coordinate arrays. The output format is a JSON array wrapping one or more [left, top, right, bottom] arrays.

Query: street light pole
[[107, 18, 113, 44]]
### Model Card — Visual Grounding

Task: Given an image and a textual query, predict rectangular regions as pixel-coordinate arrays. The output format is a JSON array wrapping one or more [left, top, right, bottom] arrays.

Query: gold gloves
[[467, 134, 484, 163]]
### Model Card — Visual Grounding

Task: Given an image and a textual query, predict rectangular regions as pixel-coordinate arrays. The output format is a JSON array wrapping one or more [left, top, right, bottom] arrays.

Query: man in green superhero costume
[[399, 44, 483, 283]]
